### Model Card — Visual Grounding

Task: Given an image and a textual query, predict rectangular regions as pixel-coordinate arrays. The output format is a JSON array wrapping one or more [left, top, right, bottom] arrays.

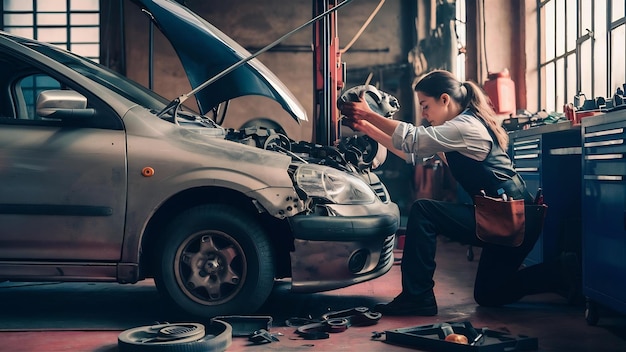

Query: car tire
[[154, 204, 275, 318]]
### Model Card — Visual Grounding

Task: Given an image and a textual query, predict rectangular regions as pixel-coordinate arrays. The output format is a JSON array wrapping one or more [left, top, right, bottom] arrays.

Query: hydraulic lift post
[[313, 0, 345, 147]]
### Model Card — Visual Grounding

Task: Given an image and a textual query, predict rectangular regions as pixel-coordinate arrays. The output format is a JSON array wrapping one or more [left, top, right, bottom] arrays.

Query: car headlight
[[293, 164, 376, 204]]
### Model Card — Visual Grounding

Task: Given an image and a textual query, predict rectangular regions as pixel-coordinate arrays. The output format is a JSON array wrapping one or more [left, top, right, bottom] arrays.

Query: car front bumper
[[288, 202, 399, 292]]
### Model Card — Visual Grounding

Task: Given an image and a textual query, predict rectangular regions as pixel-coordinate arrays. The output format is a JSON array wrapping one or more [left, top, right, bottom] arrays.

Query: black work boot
[[372, 290, 438, 316]]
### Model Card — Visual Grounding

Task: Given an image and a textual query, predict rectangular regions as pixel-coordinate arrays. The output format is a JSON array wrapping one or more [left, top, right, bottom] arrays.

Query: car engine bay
[[225, 126, 381, 173]]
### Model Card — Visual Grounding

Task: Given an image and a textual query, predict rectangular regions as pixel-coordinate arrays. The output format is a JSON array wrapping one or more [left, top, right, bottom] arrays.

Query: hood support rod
[[157, 0, 355, 118]]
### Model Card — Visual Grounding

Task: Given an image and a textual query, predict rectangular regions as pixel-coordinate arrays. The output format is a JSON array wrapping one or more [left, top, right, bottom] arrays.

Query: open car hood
[[133, 0, 307, 122]]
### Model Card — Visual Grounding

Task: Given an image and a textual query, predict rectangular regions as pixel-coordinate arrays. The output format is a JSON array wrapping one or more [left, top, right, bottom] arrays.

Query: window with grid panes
[[537, 0, 625, 113], [1, 0, 100, 62]]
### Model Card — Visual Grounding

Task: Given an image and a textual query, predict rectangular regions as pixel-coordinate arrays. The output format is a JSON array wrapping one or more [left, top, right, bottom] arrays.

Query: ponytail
[[462, 81, 509, 150], [415, 70, 508, 150]]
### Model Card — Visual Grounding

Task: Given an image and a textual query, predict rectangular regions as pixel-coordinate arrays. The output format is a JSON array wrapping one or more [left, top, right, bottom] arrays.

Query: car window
[[15, 74, 62, 120], [0, 49, 123, 130], [21, 40, 169, 112], [2, 33, 179, 124]]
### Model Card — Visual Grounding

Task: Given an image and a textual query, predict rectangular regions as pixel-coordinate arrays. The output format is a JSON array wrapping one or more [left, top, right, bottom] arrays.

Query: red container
[[483, 69, 516, 115], [396, 234, 406, 250]]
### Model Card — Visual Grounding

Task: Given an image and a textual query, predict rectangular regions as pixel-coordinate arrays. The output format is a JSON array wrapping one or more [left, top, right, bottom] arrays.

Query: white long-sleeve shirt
[[391, 112, 494, 165]]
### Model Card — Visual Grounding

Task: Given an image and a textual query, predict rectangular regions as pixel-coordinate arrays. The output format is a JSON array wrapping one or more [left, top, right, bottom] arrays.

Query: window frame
[[1, 0, 100, 62], [536, 0, 626, 113]]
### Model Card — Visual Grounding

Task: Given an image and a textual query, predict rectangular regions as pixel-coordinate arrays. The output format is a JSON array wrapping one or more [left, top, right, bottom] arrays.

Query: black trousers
[[401, 198, 561, 306]]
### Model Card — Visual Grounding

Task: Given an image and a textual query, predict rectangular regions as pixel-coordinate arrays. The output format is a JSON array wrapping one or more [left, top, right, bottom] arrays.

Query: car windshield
[[21, 39, 170, 113]]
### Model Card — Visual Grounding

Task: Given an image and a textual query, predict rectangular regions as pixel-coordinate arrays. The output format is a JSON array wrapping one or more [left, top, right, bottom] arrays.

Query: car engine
[[225, 126, 380, 173], [225, 85, 399, 173]]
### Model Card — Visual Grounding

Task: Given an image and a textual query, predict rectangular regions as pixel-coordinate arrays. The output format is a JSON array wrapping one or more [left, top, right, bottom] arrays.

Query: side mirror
[[36, 90, 95, 120]]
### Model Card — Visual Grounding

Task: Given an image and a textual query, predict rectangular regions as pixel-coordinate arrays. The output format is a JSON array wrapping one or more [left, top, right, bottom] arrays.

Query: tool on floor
[[470, 328, 487, 346], [210, 315, 272, 337], [287, 306, 382, 340], [248, 329, 281, 344], [210, 315, 280, 344], [378, 321, 538, 351]]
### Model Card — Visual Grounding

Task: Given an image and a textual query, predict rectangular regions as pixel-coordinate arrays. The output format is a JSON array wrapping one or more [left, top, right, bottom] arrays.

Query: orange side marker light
[[141, 167, 155, 177]]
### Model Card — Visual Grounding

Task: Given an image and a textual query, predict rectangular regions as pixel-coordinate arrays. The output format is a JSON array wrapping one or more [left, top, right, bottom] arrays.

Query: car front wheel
[[154, 204, 275, 318]]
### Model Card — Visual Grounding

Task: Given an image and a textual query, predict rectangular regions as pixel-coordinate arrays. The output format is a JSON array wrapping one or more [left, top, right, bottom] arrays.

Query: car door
[[0, 69, 127, 261]]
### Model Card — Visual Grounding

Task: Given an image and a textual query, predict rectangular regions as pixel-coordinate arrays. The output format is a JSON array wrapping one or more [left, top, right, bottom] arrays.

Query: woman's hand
[[340, 91, 401, 146], [342, 116, 369, 132], [339, 94, 373, 122]]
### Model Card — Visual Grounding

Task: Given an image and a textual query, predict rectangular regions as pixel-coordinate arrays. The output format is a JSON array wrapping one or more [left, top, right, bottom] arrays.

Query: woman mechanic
[[339, 70, 579, 316]]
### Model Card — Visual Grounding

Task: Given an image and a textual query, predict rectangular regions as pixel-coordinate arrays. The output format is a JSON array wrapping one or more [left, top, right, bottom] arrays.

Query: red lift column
[[313, 0, 344, 146]]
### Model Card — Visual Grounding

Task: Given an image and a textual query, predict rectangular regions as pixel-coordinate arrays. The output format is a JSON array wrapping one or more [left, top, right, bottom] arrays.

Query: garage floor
[[1, 236, 625, 352]]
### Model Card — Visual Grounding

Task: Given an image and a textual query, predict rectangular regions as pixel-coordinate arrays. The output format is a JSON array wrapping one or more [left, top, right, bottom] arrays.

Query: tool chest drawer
[[509, 135, 542, 266], [583, 119, 626, 178], [511, 137, 541, 173], [508, 123, 582, 268], [581, 110, 626, 325]]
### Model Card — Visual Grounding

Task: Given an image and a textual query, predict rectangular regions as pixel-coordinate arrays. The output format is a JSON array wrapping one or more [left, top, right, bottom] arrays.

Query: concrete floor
[[0, 236, 624, 352]]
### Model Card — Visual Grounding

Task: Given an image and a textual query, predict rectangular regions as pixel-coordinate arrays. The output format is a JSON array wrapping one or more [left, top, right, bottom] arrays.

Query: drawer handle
[[584, 139, 624, 148], [513, 138, 540, 146], [515, 167, 538, 172], [550, 147, 582, 155], [514, 153, 539, 159], [583, 128, 623, 138], [584, 153, 624, 160], [513, 144, 539, 151], [583, 175, 623, 181]]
